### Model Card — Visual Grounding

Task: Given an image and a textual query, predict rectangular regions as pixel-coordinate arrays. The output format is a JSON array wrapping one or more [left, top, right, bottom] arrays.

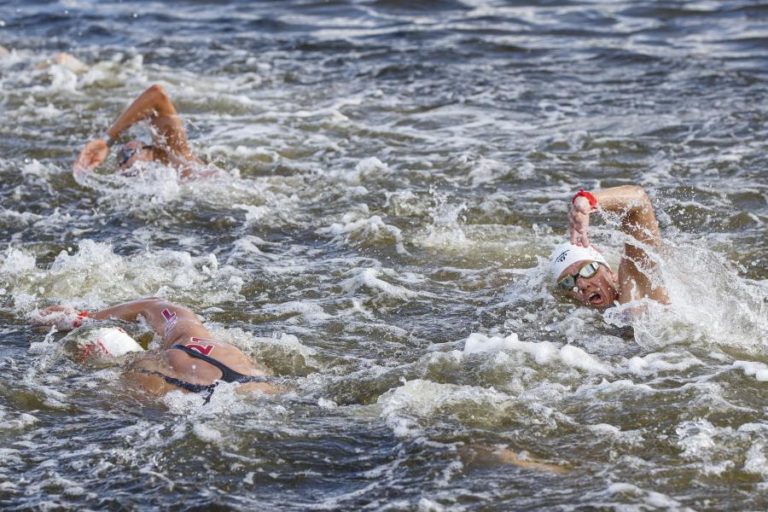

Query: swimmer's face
[[557, 259, 619, 309], [117, 140, 154, 170]]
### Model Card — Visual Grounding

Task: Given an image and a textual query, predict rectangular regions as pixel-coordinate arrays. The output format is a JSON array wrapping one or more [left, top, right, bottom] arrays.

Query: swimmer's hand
[[569, 195, 592, 247], [73, 139, 109, 177], [29, 305, 89, 331]]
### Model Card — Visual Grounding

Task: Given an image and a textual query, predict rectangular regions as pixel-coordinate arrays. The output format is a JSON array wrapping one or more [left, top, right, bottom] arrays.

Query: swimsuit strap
[[171, 343, 271, 384], [134, 368, 216, 403]]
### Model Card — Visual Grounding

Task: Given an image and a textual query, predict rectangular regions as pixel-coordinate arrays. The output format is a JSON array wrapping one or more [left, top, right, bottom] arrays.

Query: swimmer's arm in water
[[88, 298, 212, 347], [33, 298, 213, 345], [570, 185, 668, 304], [461, 445, 568, 474]]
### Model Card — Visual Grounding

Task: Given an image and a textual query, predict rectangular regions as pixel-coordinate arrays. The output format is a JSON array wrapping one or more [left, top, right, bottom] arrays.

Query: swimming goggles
[[116, 144, 153, 167], [557, 261, 602, 292]]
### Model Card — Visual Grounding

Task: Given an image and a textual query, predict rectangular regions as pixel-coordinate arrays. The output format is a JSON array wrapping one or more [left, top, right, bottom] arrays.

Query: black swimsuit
[[139, 343, 272, 402]]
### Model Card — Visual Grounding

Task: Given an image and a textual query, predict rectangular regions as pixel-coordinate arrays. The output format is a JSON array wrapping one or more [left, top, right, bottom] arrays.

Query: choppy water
[[2, 1, 768, 510]]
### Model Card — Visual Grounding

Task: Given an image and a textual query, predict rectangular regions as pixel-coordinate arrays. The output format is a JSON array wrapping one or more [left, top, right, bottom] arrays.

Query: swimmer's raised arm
[[73, 84, 198, 176], [568, 185, 668, 305], [105, 85, 196, 161], [570, 185, 661, 248]]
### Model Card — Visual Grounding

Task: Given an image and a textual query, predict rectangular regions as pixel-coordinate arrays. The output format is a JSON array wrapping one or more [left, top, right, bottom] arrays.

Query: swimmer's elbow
[[620, 184, 649, 203], [619, 185, 652, 213], [147, 83, 166, 95], [145, 84, 170, 103], [634, 185, 650, 202]]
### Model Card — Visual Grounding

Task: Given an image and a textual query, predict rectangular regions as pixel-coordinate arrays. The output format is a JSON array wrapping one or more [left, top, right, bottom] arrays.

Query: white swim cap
[[70, 327, 144, 363], [549, 242, 609, 282]]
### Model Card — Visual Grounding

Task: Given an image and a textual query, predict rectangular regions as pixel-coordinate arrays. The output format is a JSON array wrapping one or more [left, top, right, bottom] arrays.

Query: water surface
[[1, 1, 768, 510]]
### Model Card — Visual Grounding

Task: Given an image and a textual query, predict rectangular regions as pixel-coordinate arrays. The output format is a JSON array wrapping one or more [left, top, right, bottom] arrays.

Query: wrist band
[[572, 188, 598, 211], [106, 137, 116, 148], [73, 310, 89, 329]]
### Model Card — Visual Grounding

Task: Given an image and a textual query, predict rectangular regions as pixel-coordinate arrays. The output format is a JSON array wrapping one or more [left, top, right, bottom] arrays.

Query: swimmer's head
[[65, 326, 144, 364], [550, 243, 618, 309], [117, 140, 155, 170]]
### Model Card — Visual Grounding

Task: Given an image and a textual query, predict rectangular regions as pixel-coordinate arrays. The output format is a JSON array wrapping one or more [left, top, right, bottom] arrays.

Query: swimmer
[[550, 185, 669, 309], [31, 298, 280, 400], [73, 84, 217, 180], [37, 52, 89, 74]]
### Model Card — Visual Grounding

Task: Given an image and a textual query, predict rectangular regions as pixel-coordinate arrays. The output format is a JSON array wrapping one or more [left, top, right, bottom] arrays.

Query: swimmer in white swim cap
[[73, 84, 218, 180], [32, 299, 281, 401], [64, 326, 144, 364], [550, 185, 669, 309]]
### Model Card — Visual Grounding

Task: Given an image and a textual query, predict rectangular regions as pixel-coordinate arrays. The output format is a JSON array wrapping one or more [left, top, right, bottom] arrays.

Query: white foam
[[46, 65, 79, 92], [0, 412, 38, 430], [84, 163, 182, 205], [575, 378, 655, 397], [417, 498, 447, 512], [733, 361, 768, 382], [193, 423, 224, 444], [463, 332, 612, 375], [607, 482, 690, 510], [317, 212, 407, 255], [341, 268, 420, 301], [628, 351, 704, 376], [325, 157, 391, 185], [463, 332, 524, 355], [384, 190, 429, 217], [642, 241, 768, 352], [317, 397, 337, 409], [0, 247, 36, 274], [676, 419, 722, 462], [378, 379, 514, 438], [744, 443, 768, 477], [416, 194, 469, 251], [261, 301, 331, 323]]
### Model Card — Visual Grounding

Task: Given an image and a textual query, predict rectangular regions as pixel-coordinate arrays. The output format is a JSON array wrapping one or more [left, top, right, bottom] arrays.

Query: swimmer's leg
[[461, 444, 568, 475], [493, 446, 568, 474]]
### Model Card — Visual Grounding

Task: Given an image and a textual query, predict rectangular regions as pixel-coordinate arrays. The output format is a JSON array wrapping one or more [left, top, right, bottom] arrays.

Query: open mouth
[[588, 292, 603, 305]]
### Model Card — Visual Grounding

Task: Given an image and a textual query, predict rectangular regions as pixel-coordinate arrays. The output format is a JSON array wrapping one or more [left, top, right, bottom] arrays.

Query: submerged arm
[[89, 298, 210, 347], [32, 298, 212, 347]]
